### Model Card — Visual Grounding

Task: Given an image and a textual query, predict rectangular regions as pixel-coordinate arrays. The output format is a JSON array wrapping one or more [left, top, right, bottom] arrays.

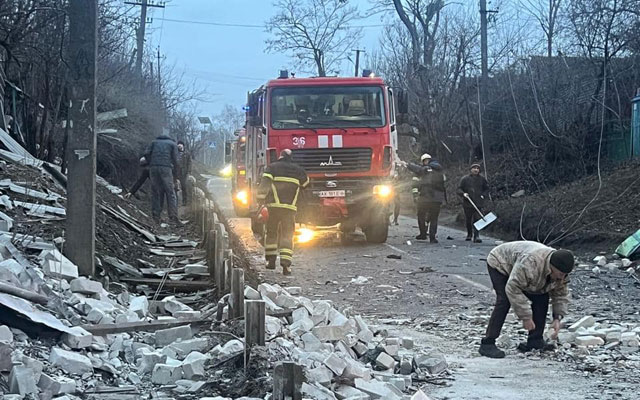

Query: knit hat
[[470, 163, 481, 170], [550, 249, 574, 273]]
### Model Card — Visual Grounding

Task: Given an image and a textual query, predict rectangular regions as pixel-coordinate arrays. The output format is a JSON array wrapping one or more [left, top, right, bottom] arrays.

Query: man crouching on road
[[479, 240, 575, 358]]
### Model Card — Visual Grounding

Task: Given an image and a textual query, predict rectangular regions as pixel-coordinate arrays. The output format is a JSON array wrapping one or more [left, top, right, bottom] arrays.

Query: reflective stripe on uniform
[[267, 203, 297, 211], [273, 176, 300, 185], [280, 254, 293, 262], [301, 177, 310, 188], [280, 248, 293, 256], [262, 173, 274, 180]]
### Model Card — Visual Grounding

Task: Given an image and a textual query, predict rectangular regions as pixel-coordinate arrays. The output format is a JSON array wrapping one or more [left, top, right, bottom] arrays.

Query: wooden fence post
[[229, 268, 244, 319], [244, 300, 265, 367]]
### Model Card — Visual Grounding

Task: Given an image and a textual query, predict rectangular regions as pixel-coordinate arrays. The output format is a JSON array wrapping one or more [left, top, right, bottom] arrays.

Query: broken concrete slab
[[38, 373, 76, 395], [244, 286, 261, 300], [285, 286, 302, 295], [275, 293, 300, 309], [0, 259, 24, 277], [257, 283, 279, 301], [155, 325, 192, 347], [324, 352, 347, 375], [61, 326, 93, 349], [413, 352, 448, 375], [9, 365, 38, 395], [0, 342, 13, 371], [343, 357, 372, 381], [0, 324, 13, 343], [163, 297, 194, 315], [129, 295, 149, 318], [182, 351, 209, 379], [49, 347, 93, 375], [164, 338, 209, 359], [138, 349, 167, 374], [301, 382, 338, 399], [40, 249, 79, 280]]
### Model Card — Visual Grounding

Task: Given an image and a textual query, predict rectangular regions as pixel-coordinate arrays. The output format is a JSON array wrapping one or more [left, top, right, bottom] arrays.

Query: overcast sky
[[143, 0, 388, 117]]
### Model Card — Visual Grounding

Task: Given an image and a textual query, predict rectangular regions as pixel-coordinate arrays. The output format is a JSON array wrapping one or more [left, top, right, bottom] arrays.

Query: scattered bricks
[[263, 295, 284, 312], [575, 336, 605, 347], [375, 352, 396, 370], [166, 338, 209, 359], [324, 352, 348, 375], [342, 357, 371, 381], [155, 325, 192, 347], [335, 385, 371, 400], [301, 332, 323, 351], [401, 337, 414, 350], [312, 325, 347, 342], [289, 317, 314, 336], [301, 382, 338, 400], [335, 341, 357, 359], [138, 349, 167, 374], [244, 286, 261, 300], [41, 249, 79, 280], [38, 373, 76, 395], [129, 296, 149, 318], [568, 316, 596, 332], [593, 256, 607, 266], [152, 363, 183, 385], [9, 365, 38, 395], [305, 365, 334, 387], [383, 344, 399, 358], [605, 331, 622, 343], [173, 311, 202, 319], [0, 324, 13, 343], [292, 307, 310, 323], [87, 308, 114, 325], [621, 332, 639, 347], [164, 297, 194, 315], [328, 309, 349, 326], [258, 283, 280, 301], [49, 347, 93, 375], [353, 342, 369, 357], [0, 342, 13, 372], [357, 328, 374, 344], [355, 378, 403, 400], [182, 351, 209, 379], [275, 293, 300, 309], [62, 327, 93, 349], [413, 352, 448, 375], [399, 357, 413, 375], [285, 286, 302, 295], [70, 277, 103, 295]]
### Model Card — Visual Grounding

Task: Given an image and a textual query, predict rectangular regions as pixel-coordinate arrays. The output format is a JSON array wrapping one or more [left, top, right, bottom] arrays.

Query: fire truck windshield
[[270, 86, 386, 130]]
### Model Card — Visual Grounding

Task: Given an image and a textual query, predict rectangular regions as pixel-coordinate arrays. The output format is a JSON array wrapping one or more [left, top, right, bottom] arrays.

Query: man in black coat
[[401, 153, 446, 243], [457, 163, 490, 242], [144, 134, 180, 223]]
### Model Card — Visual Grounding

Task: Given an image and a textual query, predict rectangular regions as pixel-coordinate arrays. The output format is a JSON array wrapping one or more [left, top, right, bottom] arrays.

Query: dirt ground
[[208, 176, 640, 400]]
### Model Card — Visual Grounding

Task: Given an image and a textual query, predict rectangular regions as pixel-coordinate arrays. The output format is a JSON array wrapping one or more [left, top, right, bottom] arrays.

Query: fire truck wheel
[[364, 218, 389, 244]]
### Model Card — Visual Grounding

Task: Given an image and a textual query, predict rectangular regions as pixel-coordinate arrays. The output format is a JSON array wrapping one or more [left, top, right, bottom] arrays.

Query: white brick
[[354, 378, 403, 400], [152, 363, 183, 384], [375, 352, 395, 370], [575, 336, 605, 346], [181, 351, 209, 379], [335, 385, 371, 400], [155, 325, 192, 346], [301, 332, 323, 351], [129, 296, 149, 318], [0, 325, 13, 343], [40, 249, 79, 280], [49, 347, 93, 375], [568, 316, 596, 332], [301, 382, 338, 399], [292, 307, 310, 323], [324, 353, 347, 375], [165, 338, 209, 359], [137, 349, 167, 374], [285, 286, 302, 295], [290, 317, 314, 336], [342, 357, 371, 380], [401, 337, 414, 349], [312, 325, 347, 342], [244, 286, 261, 300], [61, 326, 93, 349], [305, 365, 333, 387], [257, 283, 280, 300], [70, 277, 103, 295], [275, 293, 300, 308], [9, 365, 38, 395], [38, 373, 76, 395]]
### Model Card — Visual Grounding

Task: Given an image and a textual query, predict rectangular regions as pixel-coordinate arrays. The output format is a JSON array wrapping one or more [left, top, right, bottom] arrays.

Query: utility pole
[[126, 0, 165, 77], [480, 0, 488, 81], [66, 0, 98, 277], [353, 49, 365, 77], [157, 47, 163, 95]]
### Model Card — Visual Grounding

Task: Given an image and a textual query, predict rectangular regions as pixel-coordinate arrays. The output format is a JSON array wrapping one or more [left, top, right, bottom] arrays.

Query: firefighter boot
[[479, 338, 505, 359], [282, 264, 292, 276], [266, 259, 276, 270]]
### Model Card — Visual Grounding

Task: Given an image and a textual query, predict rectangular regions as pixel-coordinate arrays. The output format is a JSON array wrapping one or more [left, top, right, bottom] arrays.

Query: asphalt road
[[206, 176, 632, 400]]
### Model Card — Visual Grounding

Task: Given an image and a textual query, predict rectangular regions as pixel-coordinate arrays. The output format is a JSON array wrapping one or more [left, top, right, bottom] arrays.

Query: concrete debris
[[181, 351, 209, 379], [49, 347, 93, 375], [129, 295, 149, 318], [244, 286, 261, 300], [9, 365, 39, 395], [38, 373, 77, 395], [152, 363, 183, 385], [375, 352, 396, 370], [301, 382, 338, 399], [568, 316, 596, 332], [575, 336, 605, 346], [70, 277, 103, 295], [40, 249, 79, 280], [0, 324, 14, 343], [413, 351, 448, 375], [155, 325, 193, 346]]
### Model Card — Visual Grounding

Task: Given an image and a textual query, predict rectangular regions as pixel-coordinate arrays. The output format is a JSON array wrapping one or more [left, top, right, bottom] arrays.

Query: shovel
[[464, 194, 497, 231]]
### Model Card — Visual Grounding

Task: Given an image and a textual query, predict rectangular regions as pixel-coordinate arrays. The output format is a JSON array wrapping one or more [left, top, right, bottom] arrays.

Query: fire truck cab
[[244, 72, 404, 243]]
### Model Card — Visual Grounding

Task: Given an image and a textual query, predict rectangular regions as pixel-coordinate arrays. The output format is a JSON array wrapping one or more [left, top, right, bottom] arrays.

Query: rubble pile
[[244, 282, 448, 400]]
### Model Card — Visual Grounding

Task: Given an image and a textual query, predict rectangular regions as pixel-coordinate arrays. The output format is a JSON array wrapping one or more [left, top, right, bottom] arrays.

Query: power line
[[154, 17, 386, 29]]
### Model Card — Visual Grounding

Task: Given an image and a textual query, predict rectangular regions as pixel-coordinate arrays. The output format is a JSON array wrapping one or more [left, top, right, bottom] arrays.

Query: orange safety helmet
[[256, 206, 269, 223]]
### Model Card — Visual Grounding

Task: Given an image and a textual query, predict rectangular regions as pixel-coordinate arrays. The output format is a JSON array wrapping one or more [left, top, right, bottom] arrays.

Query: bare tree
[[265, 0, 363, 76], [519, 0, 564, 57]]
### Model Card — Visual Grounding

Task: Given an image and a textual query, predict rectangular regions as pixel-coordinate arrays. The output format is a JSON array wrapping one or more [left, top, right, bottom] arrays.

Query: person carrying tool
[[256, 149, 309, 275], [124, 156, 150, 200], [479, 240, 574, 359], [457, 163, 490, 243], [400, 154, 446, 243]]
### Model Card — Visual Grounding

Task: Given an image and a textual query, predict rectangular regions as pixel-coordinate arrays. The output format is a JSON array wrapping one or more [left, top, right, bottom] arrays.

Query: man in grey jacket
[[479, 241, 574, 358], [144, 134, 180, 223]]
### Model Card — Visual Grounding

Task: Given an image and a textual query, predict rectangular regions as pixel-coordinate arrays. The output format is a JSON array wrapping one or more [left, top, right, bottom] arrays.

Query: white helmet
[[420, 153, 432, 162]]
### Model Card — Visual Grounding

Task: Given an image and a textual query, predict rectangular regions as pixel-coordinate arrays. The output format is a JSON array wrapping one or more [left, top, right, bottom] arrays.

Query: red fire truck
[[230, 128, 250, 216], [244, 71, 405, 243]]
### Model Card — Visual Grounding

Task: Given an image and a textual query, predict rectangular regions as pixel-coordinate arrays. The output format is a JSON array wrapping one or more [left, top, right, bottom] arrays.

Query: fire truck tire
[[364, 218, 389, 244]]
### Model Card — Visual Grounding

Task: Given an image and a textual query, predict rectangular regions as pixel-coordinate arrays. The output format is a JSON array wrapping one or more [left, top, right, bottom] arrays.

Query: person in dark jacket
[[124, 156, 150, 199], [257, 149, 309, 275], [457, 163, 490, 243], [144, 134, 180, 223], [177, 141, 192, 206], [401, 153, 446, 243]]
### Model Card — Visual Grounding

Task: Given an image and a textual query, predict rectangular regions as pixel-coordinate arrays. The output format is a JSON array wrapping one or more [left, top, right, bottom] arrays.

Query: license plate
[[317, 190, 345, 198]]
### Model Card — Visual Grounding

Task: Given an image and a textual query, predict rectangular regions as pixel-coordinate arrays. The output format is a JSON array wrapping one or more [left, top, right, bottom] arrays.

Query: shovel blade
[[474, 212, 497, 231]]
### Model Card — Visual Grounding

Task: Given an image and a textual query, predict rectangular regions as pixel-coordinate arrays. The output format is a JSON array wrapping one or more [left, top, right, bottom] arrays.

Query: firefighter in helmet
[[256, 149, 309, 275]]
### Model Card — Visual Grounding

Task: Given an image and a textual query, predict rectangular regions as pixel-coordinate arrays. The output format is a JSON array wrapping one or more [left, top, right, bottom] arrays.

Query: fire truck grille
[[291, 148, 372, 173]]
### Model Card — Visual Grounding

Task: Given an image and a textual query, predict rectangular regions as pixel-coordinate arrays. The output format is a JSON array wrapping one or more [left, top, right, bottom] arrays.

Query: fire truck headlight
[[220, 164, 232, 177], [296, 228, 315, 244], [373, 184, 393, 199], [235, 190, 249, 206]]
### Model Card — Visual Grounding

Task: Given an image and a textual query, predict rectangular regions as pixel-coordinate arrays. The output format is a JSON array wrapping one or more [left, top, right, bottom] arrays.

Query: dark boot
[[282, 265, 292, 275], [473, 237, 483, 243], [266, 260, 276, 270], [517, 339, 556, 353], [465, 234, 472, 241], [479, 339, 505, 358], [430, 237, 439, 244], [416, 234, 427, 240]]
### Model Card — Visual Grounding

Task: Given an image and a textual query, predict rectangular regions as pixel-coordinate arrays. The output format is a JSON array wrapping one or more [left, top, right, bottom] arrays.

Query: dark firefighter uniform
[[257, 154, 309, 274]]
